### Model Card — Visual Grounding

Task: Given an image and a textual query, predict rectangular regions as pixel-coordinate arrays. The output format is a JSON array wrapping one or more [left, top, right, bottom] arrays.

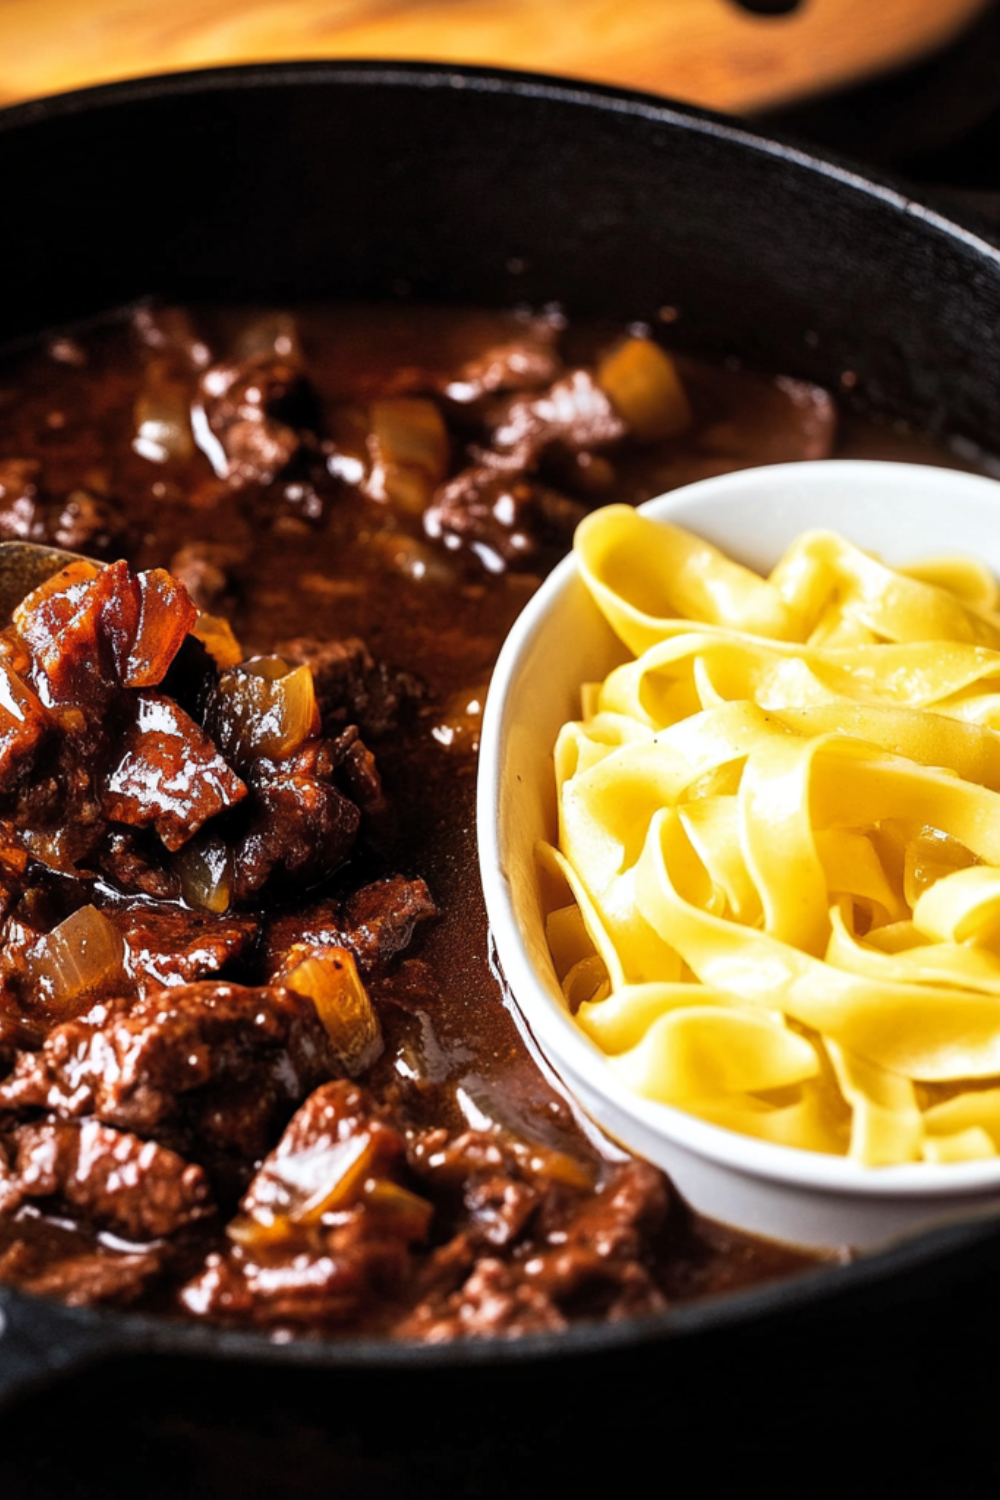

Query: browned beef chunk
[[180, 1081, 427, 1329], [399, 1141, 668, 1340], [403, 1256, 568, 1339], [263, 876, 436, 981], [442, 323, 561, 402], [0, 460, 128, 559], [95, 830, 183, 900], [523, 1160, 670, 1316], [231, 767, 361, 904], [423, 366, 630, 571], [101, 690, 247, 851], [123, 568, 199, 688], [113, 903, 258, 995], [275, 636, 424, 739], [424, 467, 586, 571], [0, 1218, 165, 1307], [0, 458, 45, 540], [326, 725, 394, 848], [198, 346, 318, 487], [240, 1080, 406, 1222], [487, 368, 628, 460], [341, 876, 438, 971], [0, 982, 337, 1190], [52, 490, 129, 557], [0, 1118, 213, 1239], [180, 1217, 413, 1330]]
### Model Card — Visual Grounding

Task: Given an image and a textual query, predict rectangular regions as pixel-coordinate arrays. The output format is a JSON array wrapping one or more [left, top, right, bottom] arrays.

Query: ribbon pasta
[[543, 505, 1000, 1165]]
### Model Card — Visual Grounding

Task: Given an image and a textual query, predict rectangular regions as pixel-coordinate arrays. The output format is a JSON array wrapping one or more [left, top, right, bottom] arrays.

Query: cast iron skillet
[[1, 61, 999, 1405]]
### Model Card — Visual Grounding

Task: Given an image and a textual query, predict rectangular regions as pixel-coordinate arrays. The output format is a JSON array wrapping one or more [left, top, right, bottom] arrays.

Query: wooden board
[[0, 0, 990, 113]]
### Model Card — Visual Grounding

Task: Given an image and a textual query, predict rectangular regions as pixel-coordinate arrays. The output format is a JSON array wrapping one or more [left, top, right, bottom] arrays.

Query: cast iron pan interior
[[1, 61, 999, 1401]]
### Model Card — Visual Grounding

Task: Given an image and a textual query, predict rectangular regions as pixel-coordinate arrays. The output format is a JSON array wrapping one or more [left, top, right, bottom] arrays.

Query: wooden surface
[[0, 0, 991, 113]]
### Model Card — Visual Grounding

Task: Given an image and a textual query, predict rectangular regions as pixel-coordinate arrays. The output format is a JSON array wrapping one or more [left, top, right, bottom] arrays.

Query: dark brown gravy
[[0, 303, 976, 1335]]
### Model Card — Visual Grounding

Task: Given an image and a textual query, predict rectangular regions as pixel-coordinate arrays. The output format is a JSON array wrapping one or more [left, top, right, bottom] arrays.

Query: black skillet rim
[[0, 59, 998, 1393]]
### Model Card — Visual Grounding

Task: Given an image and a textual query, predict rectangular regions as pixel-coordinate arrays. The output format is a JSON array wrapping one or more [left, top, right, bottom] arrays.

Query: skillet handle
[[0, 1285, 124, 1408]]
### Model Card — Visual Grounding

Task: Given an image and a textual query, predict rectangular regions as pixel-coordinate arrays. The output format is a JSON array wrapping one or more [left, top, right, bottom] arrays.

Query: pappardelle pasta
[[542, 504, 1000, 1166]]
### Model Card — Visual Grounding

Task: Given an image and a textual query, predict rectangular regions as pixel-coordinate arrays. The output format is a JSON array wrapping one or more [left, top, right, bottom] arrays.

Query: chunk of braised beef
[[95, 830, 183, 901], [487, 368, 628, 461], [523, 1160, 670, 1318], [275, 636, 425, 739], [180, 1081, 424, 1329], [101, 690, 247, 851], [0, 458, 45, 541], [424, 467, 586, 572], [113, 902, 258, 996], [0, 461, 128, 559], [240, 1080, 406, 1222], [341, 876, 438, 972], [198, 350, 320, 487], [230, 765, 361, 904], [0, 1118, 214, 1239], [400, 1255, 567, 1340], [326, 725, 395, 849], [0, 1219, 165, 1307], [263, 877, 436, 982], [52, 490, 130, 558], [6, 730, 109, 874], [398, 1136, 669, 1339], [0, 982, 338, 1192], [180, 1218, 413, 1330], [442, 323, 562, 402]]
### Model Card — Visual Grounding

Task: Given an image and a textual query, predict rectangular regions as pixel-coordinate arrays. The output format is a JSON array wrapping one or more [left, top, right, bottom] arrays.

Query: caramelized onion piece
[[234, 1157, 435, 1249], [27, 905, 127, 1013], [597, 337, 692, 441], [193, 612, 244, 669], [124, 569, 199, 688], [283, 947, 383, 1075], [12, 560, 101, 638], [174, 832, 235, 914], [368, 398, 450, 514], [133, 356, 196, 463], [206, 657, 319, 766]]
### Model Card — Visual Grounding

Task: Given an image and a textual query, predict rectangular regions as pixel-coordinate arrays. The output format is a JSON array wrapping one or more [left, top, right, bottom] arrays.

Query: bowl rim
[[479, 459, 1000, 1203]]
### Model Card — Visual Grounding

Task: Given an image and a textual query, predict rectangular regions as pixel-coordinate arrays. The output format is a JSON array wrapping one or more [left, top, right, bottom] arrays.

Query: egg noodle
[[542, 504, 1000, 1165]]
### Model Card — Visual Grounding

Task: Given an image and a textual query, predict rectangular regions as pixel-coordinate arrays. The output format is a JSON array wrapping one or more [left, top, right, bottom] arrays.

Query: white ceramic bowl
[[478, 460, 1000, 1250]]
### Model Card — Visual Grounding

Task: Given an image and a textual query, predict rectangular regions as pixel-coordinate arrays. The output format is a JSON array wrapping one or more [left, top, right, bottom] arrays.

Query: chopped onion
[[284, 947, 383, 1075], [133, 356, 196, 463], [368, 398, 449, 514], [27, 905, 126, 1013], [12, 560, 100, 638], [193, 613, 244, 669], [357, 1178, 433, 1240], [174, 832, 234, 914], [206, 657, 318, 766], [597, 337, 692, 441]]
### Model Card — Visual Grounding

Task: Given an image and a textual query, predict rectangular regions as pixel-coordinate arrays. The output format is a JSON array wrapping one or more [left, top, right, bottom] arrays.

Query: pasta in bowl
[[478, 460, 1000, 1248]]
